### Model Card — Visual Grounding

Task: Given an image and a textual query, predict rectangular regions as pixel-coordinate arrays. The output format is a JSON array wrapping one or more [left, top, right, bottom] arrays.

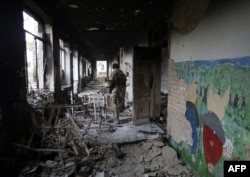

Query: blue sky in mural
[[195, 56, 250, 67]]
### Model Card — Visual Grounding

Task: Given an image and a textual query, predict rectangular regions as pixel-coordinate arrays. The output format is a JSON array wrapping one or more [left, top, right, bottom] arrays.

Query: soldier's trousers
[[111, 86, 125, 122]]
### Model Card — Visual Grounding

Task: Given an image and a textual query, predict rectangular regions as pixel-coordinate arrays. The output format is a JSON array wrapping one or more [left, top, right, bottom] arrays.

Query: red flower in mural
[[201, 111, 225, 167], [203, 125, 223, 165]]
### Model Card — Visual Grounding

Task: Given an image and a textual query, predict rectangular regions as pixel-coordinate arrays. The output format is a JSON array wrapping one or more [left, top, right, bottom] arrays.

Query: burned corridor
[[1, 0, 250, 177], [0, 0, 175, 176]]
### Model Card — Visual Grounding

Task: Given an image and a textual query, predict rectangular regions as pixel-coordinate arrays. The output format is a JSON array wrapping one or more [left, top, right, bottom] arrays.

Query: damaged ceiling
[[28, 0, 173, 60], [26, 0, 210, 60]]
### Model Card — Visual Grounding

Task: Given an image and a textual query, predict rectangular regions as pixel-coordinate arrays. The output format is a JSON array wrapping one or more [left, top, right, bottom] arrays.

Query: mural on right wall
[[173, 56, 250, 177]]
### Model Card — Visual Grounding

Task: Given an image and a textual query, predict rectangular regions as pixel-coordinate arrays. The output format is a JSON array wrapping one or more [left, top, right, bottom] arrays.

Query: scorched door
[[133, 46, 161, 125]]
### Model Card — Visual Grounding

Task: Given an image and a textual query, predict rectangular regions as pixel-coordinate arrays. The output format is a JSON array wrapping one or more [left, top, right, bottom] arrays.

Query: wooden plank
[[14, 143, 64, 152]]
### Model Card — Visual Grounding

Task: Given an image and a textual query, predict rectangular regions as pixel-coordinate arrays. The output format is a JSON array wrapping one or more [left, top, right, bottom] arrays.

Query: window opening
[[79, 57, 83, 79], [73, 50, 79, 93], [23, 11, 45, 92], [59, 39, 66, 85], [59, 39, 71, 86], [87, 60, 91, 77]]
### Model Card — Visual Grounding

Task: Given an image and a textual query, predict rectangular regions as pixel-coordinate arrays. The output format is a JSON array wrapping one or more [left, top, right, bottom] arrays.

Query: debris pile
[[18, 92, 197, 177], [17, 104, 93, 177], [27, 89, 54, 108], [91, 140, 198, 177]]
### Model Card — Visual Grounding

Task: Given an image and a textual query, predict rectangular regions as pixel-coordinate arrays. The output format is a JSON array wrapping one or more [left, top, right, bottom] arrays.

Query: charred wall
[[0, 1, 30, 174]]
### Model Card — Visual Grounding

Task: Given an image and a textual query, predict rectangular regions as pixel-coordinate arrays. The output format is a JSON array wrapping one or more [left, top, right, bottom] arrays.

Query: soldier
[[109, 63, 127, 124]]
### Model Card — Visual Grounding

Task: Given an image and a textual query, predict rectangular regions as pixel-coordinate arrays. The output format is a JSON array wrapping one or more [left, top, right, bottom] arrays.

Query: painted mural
[[185, 101, 199, 158], [172, 56, 250, 177]]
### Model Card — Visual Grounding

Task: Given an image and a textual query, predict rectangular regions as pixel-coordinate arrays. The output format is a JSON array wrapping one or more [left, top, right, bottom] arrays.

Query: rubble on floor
[[20, 87, 197, 177], [17, 106, 198, 177], [27, 89, 54, 108], [92, 140, 198, 177], [80, 114, 198, 177]]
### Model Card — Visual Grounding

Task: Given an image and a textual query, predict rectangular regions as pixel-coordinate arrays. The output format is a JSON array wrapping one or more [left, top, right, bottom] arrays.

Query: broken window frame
[[23, 11, 48, 93], [79, 56, 83, 79], [59, 39, 71, 86], [73, 50, 79, 93]]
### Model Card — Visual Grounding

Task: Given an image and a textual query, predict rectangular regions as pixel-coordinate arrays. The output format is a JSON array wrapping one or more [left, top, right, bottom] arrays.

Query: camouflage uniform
[[109, 68, 127, 123]]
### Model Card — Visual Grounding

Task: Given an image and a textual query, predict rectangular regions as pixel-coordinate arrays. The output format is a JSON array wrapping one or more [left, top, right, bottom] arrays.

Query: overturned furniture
[[15, 104, 91, 156]]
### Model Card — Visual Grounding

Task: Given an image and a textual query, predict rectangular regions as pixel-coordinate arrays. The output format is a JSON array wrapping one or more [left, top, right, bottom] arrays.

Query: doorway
[[96, 60, 107, 82], [132, 46, 161, 125]]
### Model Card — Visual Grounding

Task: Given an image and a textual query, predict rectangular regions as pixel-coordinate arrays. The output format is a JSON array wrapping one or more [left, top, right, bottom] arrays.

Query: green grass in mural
[[171, 138, 231, 177], [173, 59, 250, 176], [170, 137, 213, 177], [222, 115, 250, 160]]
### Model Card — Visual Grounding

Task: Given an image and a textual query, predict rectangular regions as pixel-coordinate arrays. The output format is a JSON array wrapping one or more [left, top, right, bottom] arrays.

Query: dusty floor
[[17, 105, 198, 177], [74, 107, 198, 177], [88, 141, 198, 177], [19, 84, 197, 177]]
